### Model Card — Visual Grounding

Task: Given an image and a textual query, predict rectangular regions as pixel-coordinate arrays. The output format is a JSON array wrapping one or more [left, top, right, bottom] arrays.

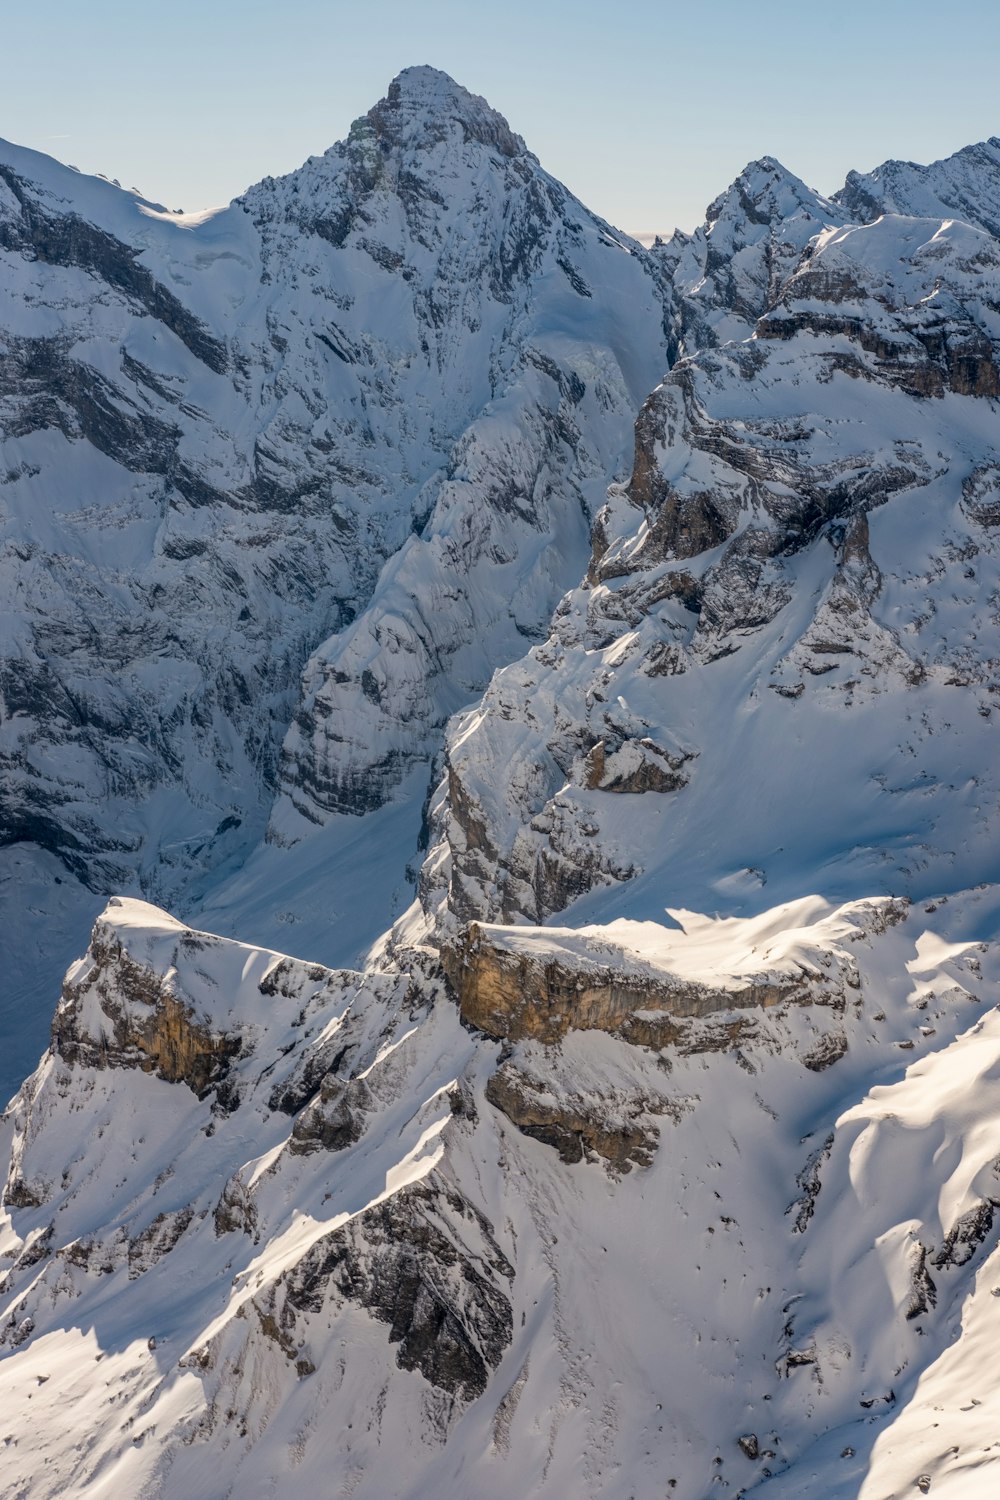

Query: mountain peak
[[705, 155, 833, 232], [366, 66, 528, 159], [386, 64, 480, 103], [835, 135, 1000, 237]]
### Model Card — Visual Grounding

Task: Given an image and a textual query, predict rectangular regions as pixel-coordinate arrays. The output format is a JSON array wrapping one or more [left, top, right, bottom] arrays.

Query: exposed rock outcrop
[[278, 1182, 514, 1400], [582, 737, 693, 794], [287, 1075, 371, 1155], [486, 1062, 659, 1170], [53, 919, 242, 1097], [443, 921, 848, 1044]]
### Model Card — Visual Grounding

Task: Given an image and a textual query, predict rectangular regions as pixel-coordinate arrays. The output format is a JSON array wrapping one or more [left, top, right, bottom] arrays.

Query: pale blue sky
[[6, 0, 1000, 232]]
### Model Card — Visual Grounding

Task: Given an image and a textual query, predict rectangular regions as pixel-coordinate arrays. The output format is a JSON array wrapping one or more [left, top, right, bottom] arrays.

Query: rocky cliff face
[[441, 916, 856, 1042], [836, 135, 1000, 237], [1, 901, 514, 1417]]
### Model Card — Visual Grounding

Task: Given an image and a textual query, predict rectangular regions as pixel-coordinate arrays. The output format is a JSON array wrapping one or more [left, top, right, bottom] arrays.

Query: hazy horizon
[[5, 0, 1000, 235]]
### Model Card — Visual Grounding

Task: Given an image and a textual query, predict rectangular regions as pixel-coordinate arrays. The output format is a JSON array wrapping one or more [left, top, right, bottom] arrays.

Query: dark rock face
[[281, 1182, 514, 1399], [287, 1075, 371, 1154], [583, 737, 692, 794], [617, 352, 933, 588], [800, 1030, 848, 1072], [757, 298, 1000, 400], [962, 463, 1000, 527], [624, 382, 739, 563], [127, 1206, 196, 1278], [931, 1200, 998, 1269], [266, 1033, 356, 1116], [443, 922, 842, 1045], [2, 1175, 44, 1210], [486, 1063, 658, 1170], [53, 926, 241, 1097]]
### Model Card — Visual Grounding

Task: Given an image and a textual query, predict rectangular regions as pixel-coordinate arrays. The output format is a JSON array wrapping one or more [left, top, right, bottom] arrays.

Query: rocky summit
[[3, 66, 1000, 1500]]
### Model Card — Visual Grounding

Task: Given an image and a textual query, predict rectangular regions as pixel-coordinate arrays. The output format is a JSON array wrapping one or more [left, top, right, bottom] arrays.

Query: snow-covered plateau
[[3, 66, 1000, 1498]]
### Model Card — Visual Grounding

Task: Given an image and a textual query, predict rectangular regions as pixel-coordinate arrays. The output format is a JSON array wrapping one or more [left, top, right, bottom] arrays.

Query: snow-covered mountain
[[4, 70, 1000, 1499], [0, 66, 673, 1083], [5, 889, 1000, 1499], [836, 136, 1000, 236], [427, 208, 1000, 937], [656, 157, 838, 356]]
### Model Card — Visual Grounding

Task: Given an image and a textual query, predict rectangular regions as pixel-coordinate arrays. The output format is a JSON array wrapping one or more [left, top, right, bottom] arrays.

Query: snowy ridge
[[655, 157, 838, 356], [5, 890, 1000, 1497], [837, 135, 1000, 239]]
